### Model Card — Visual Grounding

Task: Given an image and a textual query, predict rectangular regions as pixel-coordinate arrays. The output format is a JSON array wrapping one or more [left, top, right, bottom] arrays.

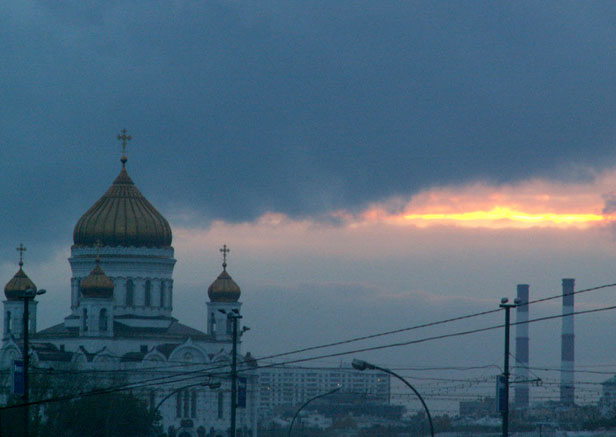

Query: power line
[[23, 281, 616, 380], [8, 283, 616, 411], [240, 281, 616, 365], [514, 366, 616, 376], [239, 303, 616, 377]]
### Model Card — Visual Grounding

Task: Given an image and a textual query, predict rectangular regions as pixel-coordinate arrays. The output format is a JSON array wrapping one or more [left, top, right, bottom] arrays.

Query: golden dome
[[4, 265, 37, 300], [73, 165, 172, 248], [80, 260, 114, 299], [208, 266, 241, 303]]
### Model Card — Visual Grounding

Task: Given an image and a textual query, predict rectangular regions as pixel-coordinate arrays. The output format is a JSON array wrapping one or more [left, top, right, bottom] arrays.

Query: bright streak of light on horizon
[[347, 174, 616, 229], [394, 206, 611, 229], [176, 171, 616, 233]]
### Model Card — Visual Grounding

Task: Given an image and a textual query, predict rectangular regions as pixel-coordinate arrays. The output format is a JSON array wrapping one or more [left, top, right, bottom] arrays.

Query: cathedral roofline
[[34, 321, 212, 342]]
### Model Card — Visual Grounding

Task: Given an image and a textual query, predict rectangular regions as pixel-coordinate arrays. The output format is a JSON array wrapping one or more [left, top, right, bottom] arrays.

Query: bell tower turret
[[79, 247, 115, 337], [3, 245, 38, 339], [206, 245, 242, 341]]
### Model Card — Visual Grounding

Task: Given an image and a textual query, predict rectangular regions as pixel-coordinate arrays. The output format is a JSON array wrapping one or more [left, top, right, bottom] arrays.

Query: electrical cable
[[7, 282, 616, 411]]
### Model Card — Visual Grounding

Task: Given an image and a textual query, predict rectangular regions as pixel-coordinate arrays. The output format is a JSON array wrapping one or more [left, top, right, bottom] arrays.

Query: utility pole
[[499, 297, 520, 437], [22, 288, 45, 437], [23, 293, 29, 437], [228, 311, 242, 437]]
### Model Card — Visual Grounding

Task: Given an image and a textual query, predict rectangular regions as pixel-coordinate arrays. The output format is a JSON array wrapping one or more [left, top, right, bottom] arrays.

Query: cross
[[220, 244, 230, 269], [117, 128, 132, 166], [16, 243, 26, 267]]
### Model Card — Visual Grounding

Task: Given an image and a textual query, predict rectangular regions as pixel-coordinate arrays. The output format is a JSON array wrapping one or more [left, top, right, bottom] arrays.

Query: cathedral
[[0, 132, 258, 436]]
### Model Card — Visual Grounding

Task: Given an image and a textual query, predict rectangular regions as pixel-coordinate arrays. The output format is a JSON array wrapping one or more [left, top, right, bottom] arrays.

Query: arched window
[[197, 427, 206, 437], [5, 311, 11, 333], [226, 317, 233, 334], [82, 309, 88, 332], [160, 281, 165, 308], [176, 391, 182, 418], [145, 280, 151, 307], [210, 312, 216, 334], [191, 390, 197, 418], [172, 390, 199, 420], [183, 389, 189, 418], [217, 391, 224, 419], [126, 280, 134, 306], [99, 309, 108, 331]]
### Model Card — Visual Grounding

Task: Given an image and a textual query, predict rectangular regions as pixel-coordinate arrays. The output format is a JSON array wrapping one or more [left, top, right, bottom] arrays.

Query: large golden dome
[[73, 164, 172, 248]]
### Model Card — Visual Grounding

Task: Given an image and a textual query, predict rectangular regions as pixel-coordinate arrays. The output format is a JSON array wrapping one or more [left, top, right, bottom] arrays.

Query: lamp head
[[352, 359, 369, 371], [500, 297, 508, 304], [25, 288, 46, 298], [514, 298, 522, 305]]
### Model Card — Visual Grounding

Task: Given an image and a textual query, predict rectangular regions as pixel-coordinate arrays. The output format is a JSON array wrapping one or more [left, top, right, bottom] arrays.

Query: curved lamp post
[[288, 386, 341, 437], [151, 380, 221, 435], [352, 359, 434, 437]]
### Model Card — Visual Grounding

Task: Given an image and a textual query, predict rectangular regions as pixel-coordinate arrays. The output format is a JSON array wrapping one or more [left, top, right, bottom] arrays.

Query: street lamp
[[287, 386, 341, 437], [151, 380, 221, 435], [22, 287, 45, 437], [352, 358, 434, 437]]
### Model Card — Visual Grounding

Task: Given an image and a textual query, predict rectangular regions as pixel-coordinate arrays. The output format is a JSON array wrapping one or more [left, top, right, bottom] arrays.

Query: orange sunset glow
[[397, 206, 609, 228], [350, 176, 616, 229]]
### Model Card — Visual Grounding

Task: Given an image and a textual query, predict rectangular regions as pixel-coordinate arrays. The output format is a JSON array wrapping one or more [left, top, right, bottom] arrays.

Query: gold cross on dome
[[220, 244, 230, 269], [16, 243, 26, 267], [117, 128, 132, 166]]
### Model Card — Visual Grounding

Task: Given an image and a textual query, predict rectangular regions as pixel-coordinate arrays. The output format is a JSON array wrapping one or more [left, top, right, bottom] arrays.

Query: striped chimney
[[515, 284, 530, 409], [560, 278, 575, 407]]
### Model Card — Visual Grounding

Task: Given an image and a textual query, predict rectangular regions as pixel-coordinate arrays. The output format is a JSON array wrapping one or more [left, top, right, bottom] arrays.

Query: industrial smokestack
[[515, 284, 530, 409], [560, 278, 575, 407]]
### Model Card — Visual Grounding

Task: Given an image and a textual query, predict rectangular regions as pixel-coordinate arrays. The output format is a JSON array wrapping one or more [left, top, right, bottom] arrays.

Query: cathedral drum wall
[[70, 247, 176, 282], [70, 247, 176, 318]]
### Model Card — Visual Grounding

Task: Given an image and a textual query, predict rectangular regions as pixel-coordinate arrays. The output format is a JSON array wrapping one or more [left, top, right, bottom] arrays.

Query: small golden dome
[[80, 260, 114, 299], [208, 267, 241, 303], [5, 267, 37, 300], [73, 165, 172, 248]]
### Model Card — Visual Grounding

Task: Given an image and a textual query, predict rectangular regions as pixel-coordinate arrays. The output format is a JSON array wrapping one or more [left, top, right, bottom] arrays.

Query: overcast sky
[[1, 1, 616, 412]]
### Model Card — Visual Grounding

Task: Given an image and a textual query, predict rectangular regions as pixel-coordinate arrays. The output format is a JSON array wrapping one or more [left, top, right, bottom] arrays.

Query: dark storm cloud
[[1, 1, 615, 252]]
